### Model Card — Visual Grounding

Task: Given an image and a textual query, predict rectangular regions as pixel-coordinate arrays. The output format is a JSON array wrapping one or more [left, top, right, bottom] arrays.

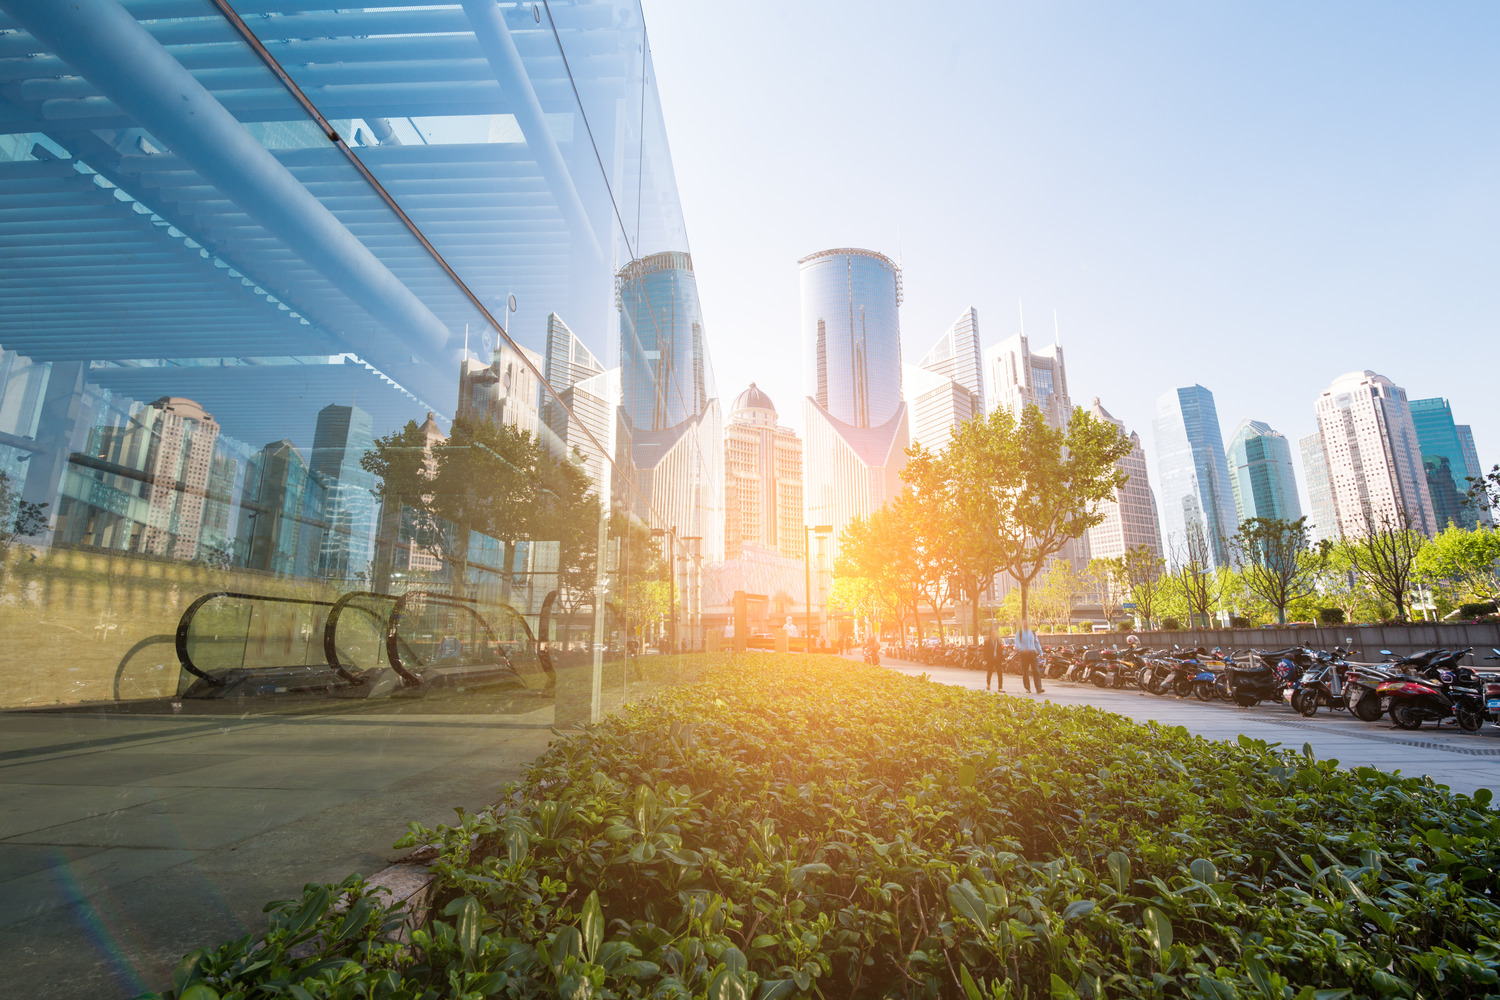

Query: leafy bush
[[1227, 616, 1250, 628], [146, 655, 1500, 999], [1458, 601, 1497, 620], [1161, 617, 1182, 631], [1317, 608, 1345, 625]]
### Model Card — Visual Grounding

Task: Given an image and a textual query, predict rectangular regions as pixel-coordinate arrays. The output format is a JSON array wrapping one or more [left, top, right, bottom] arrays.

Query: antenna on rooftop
[[1054, 309, 1060, 345], [1018, 299, 1025, 336]]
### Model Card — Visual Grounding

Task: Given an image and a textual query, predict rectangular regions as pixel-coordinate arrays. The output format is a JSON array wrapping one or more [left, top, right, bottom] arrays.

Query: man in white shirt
[[1015, 624, 1045, 694]]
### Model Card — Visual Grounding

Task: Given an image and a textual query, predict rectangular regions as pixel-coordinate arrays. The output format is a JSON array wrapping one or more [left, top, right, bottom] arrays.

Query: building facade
[[1226, 419, 1303, 525], [800, 248, 909, 562], [1410, 397, 1483, 530], [1299, 433, 1341, 545], [1084, 398, 1163, 562], [456, 339, 544, 437], [1152, 385, 1237, 569], [723, 384, 804, 561], [919, 308, 984, 410], [1307, 371, 1437, 539], [903, 363, 982, 454], [984, 332, 1071, 430]]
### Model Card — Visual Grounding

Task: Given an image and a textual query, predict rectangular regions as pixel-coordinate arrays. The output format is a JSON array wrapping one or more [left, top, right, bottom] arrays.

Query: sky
[[642, 0, 1499, 512]]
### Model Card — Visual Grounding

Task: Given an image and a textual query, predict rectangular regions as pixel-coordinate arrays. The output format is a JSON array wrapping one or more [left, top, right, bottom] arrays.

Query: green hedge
[[150, 654, 1500, 999]]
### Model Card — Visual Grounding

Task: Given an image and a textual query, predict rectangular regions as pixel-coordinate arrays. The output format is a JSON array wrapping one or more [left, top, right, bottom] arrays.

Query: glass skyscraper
[[1410, 397, 1483, 530], [801, 249, 904, 428], [1152, 385, 1238, 569], [1226, 419, 1303, 526]]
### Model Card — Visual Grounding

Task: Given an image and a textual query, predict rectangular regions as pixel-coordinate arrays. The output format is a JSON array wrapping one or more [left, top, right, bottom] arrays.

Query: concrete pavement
[[884, 658, 1500, 797]]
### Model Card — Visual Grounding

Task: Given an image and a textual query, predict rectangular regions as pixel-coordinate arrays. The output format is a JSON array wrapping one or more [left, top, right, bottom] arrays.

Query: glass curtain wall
[[0, 1, 714, 994]]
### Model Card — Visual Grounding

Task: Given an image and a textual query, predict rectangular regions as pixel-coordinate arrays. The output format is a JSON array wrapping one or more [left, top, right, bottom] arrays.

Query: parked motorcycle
[[1378, 652, 1483, 731], [1290, 649, 1351, 716], [1226, 647, 1308, 707]]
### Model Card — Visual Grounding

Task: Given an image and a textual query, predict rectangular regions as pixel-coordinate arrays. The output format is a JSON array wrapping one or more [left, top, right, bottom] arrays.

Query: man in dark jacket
[[982, 628, 1005, 692]]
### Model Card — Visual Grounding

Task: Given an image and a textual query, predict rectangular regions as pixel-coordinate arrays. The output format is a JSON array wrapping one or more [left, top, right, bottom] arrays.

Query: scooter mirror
[[1379, 649, 1393, 656]]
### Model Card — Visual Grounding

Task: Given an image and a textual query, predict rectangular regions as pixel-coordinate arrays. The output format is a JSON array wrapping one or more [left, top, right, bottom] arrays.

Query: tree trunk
[[1019, 580, 1030, 632]]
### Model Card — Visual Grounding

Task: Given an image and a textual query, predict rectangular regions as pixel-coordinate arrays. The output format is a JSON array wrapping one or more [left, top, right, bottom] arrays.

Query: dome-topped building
[[731, 382, 778, 426], [725, 383, 803, 560]]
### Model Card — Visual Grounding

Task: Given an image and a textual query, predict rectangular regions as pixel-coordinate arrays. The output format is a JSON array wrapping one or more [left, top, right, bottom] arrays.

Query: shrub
[[146, 655, 1500, 1000], [1317, 607, 1345, 625], [1227, 615, 1250, 628], [1161, 616, 1182, 630], [1458, 601, 1497, 619]]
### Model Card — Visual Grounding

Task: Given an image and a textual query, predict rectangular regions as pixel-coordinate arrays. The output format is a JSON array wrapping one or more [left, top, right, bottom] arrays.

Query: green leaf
[[750, 934, 779, 949], [1195, 976, 1239, 1000], [1050, 972, 1081, 1000], [1312, 992, 1352, 1000], [177, 986, 219, 1000], [757, 980, 797, 1000], [447, 896, 482, 957], [579, 890, 603, 962], [956, 763, 977, 788], [1062, 899, 1095, 921], [1107, 851, 1132, 894], [1473, 787, 1493, 808], [170, 950, 209, 996], [1190, 858, 1219, 884], [946, 881, 991, 936], [709, 968, 751, 1000], [960, 965, 983, 1000], [1142, 906, 1172, 954]]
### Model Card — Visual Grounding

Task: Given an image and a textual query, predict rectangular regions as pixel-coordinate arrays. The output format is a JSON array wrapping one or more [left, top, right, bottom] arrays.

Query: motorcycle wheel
[[1194, 681, 1215, 702], [1457, 704, 1485, 733], [1390, 701, 1424, 730], [1136, 667, 1153, 691], [1171, 675, 1193, 698], [1233, 692, 1259, 708], [1349, 691, 1382, 722], [1091, 672, 1109, 688], [1292, 690, 1317, 717]]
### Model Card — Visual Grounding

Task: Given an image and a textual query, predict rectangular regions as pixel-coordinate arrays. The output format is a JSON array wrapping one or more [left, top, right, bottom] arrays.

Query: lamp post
[[805, 524, 832, 651], [680, 535, 701, 651], [651, 526, 677, 652]]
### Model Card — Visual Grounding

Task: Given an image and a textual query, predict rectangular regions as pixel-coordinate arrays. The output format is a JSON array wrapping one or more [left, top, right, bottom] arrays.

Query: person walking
[[1015, 623, 1045, 694], [982, 627, 1004, 692]]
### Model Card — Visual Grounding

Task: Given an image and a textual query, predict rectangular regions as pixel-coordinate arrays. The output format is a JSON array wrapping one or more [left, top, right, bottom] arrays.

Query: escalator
[[175, 588, 548, 700]]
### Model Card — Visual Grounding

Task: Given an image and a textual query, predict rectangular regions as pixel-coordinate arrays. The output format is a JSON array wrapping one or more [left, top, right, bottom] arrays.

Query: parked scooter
[[1226, 647, 1307, 707], [1377, 648, 1484, 731], [1290, 648, 1353, 717]]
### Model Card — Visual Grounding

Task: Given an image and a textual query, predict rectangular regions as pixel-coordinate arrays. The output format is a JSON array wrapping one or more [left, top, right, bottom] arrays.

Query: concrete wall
[[1042, 622, 1500, 663]]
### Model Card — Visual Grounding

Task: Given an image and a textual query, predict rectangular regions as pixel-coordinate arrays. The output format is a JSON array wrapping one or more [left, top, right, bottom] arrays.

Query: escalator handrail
[[176, 590, 337, 686], [323, 590, 400, 683], [385, 590, 533, 686]]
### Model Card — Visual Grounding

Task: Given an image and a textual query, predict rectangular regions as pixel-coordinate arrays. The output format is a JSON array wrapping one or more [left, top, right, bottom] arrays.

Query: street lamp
[[805, 524, 833, 651], [651, 526, 677, 652], [680, 535, 701, 651]]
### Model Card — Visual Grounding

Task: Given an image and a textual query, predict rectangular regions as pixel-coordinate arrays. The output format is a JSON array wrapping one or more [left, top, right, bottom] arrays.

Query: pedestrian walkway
[[0, 695, 556, 1000], [883, 657, 1500, 797]]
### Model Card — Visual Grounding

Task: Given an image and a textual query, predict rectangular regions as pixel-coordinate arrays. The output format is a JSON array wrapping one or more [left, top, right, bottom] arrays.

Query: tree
[[1230, 516, 1325, 624], [834, 512, 911, 640], [362, 419, 441, 588], [1415, 523, 1500, 604], [1087, 555, 1128, 627], [1347, 510, 1426, 621], [902, 442, 999, 644], [946, 404, 1130, 633], [1122, 545, 1166, 629], [1173, 520, 1221, 628], [1464, 463, 1500, 520]]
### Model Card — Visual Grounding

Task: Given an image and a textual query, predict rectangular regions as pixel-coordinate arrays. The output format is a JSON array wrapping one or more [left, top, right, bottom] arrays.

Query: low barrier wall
[[1042, 622, 1500, 662]]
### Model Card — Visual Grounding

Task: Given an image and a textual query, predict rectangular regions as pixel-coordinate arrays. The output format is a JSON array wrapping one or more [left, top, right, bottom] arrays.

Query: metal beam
[[461, 0, 602, 268], [0, 0, 453, 360]]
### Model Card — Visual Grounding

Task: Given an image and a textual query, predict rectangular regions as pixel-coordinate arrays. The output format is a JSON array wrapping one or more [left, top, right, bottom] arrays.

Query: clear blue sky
[[643, 0, 1498, 508]]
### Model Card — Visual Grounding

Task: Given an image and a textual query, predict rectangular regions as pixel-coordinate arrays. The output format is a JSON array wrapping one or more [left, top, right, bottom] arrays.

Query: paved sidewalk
[[884, 658, 1500, 797], [1, 695, 557, 1000]]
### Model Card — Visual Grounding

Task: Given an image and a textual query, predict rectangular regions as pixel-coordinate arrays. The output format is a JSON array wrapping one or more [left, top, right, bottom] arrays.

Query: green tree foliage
[[1230, 517, 1326, 624], [0, 470, 47, 561], [1173, 520, 1221, 628], [1415, 523, 1500, 604], [1086, 555, 1128, 626], [1347, 511, 1426, 621], [1122, 544, 1167, 629], [946, 404, 1130, 631]]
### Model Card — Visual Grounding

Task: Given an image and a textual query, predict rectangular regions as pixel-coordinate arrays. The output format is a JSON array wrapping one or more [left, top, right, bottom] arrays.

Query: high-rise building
[[1225, 420, 1303, 525], [1306, 371, 1436, 539], [920, 308, 984, 409], [903, 363, 982, 454], [310, 403, 377, 582], [1085, 398, 1162, 561], [1455, 425, 1493, 527], [1299, 433, 1341, 546], [1152, 385, 1237, 569], [1409, 397, 1482, 530], [724, 384, 804, 561], [237, 439, 327, 578], [799, 248, 909, 561], [456, 340, 543, 437], [616, 251, 723, 562], [557, 367, 619, 498], [541, 313, 604, 441], [984, 332, 1070, 429]]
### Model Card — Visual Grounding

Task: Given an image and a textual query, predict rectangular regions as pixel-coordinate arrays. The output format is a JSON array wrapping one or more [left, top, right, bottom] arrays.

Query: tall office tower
[[237, 439, 327, 578], [456, 340, 543, 437], [984, 332, 1071, 429], [799, 248, 909, 561], [1153, 385, 1237, 569], [557, 367, 619, 497], [724, 384, 804, 561], [920, 308, 984, 409], [54, 396, 221, 560], [903, 364, 982, 453], [1225, 420, 1303, 525], [1084, 398, 1163, 561], [616, 252, 723, 561], [310, 404, 378, 582], [1306, 371, 1436, 539], [1299, 433, 1341, 545], [0, 347, 49, 491], [541, 313, 604, 442], [1409, 397, 1482, 530], [1454, 425, 1493, 526]]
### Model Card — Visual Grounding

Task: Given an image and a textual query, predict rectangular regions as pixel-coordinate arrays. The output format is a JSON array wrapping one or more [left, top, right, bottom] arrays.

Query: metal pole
[[804, 525, 812, 652], [667, 527, 676, 652]]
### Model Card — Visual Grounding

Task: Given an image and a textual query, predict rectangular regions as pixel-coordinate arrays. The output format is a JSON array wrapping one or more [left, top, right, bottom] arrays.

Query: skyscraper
[[237, 439, 327, 578], [1085, 398, 1163, 561], [1152, 385, 1237, 569], [1455, 425, 1493, 526], [799, 248, 909, 561], [724, 384, 804, 561], [1299, 433, 1340, 545], [1225, 420, 1303, 525], [456, 340, 543, 437], [1409, 397, 1482, 530], [310, 403, 377, 582], [903, 363, 982, 454], [541, 313, 604, 443], [984, 332, 1070, 430], [920, 308, 984, 409], [1306, 371, 1436, 539]]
